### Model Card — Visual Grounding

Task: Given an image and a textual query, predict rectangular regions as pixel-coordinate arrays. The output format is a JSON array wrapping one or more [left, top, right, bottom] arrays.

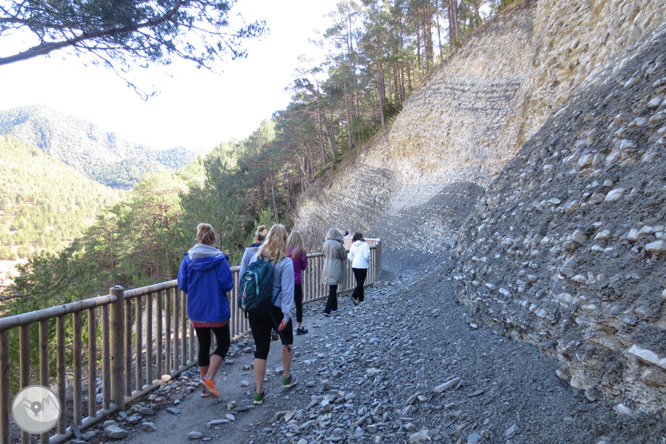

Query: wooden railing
[[0, 240, 381, 444]]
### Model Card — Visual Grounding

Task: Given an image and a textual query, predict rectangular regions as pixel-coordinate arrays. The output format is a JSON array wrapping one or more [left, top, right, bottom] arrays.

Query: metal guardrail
[[0, 240, 381, 444]]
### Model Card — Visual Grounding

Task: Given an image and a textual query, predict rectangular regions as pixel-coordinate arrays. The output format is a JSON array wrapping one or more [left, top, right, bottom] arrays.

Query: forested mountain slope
[[0, 106, 197, 188], [293, 0, 666, 415], [0, 136, 121, 280]]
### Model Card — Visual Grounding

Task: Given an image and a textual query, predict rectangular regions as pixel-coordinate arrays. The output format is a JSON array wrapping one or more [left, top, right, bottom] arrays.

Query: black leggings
[[249, 305, 293, 360], [194, 324, 230, 367], [352, 268, 368, 302], [294, 283, 304, 323], [324, 284, 338, 314]]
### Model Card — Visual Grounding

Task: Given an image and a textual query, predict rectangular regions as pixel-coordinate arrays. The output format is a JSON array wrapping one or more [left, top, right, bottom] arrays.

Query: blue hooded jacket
[[177, 244, 234, 323]]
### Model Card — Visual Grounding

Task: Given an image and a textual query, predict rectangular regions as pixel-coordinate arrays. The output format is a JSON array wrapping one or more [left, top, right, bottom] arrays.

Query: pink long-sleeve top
[[288, 247, 308, 284]]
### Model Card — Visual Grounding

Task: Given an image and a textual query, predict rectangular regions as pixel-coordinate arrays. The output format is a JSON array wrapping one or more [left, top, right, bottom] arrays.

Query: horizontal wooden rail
[[0, 294, 115, 332], [0, 240, 381, 444]]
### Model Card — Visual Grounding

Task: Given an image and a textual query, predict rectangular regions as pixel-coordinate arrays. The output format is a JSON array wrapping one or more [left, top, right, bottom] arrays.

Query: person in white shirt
[[347, 232, 371, 304]]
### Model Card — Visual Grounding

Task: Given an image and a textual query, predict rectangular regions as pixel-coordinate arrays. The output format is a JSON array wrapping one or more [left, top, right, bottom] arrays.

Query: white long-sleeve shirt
[[348, 240, 371, 269]]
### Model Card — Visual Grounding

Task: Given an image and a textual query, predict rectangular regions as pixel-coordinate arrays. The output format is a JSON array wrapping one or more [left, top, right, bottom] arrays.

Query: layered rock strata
[[293, 0, 666, 413], [296, 0, 665, 250]]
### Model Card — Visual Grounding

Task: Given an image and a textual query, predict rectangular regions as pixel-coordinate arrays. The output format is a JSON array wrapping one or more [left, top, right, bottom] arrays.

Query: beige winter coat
[[321, 228, 347, 286]]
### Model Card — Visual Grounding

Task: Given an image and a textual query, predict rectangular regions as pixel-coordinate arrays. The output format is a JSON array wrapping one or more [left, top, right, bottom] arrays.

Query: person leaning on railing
[[177, 223, 234, 399]]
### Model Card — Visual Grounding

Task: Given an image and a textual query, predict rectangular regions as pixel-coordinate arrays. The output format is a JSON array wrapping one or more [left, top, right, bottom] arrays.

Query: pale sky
[[0, 0, 340, 152]]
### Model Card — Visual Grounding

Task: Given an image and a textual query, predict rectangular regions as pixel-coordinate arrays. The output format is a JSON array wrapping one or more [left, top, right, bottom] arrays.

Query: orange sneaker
[[199, 377, 220, 398]]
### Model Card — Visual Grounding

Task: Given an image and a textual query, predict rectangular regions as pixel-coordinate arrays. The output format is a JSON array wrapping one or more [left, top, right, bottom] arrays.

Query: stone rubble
[[102, 422, 128, 440], [242, 259, 657, 444], [85, 251, 664, 444], [452, 20, 666, 415]]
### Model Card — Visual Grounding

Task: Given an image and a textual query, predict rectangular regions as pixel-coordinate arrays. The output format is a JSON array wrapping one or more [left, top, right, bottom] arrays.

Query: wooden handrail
[[0, 294, 116, 332], [0, 240, 381, 444]]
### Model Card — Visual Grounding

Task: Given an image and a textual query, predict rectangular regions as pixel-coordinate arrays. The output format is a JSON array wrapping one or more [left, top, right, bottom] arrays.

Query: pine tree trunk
[[436, 2, 443, 62], [324, 97, 336, 156], [416, 25, 422, 70], [424, 1, 432, 70], [344, 86, 354, 150], [448, 0, 459, 48], [374, 49, 386, 127], [270, 174, 278, 221]]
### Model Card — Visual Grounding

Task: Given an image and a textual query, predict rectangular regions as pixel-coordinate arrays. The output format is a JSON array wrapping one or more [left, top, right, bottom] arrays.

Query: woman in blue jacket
[[177, 223, 234, 398]]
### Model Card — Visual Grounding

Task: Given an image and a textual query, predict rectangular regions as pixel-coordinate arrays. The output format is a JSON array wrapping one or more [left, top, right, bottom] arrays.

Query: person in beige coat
[[322, 227, 347, 316]]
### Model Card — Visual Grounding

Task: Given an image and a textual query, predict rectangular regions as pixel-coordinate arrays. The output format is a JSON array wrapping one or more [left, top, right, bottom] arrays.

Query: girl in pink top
[[287, 230, 309, 334]]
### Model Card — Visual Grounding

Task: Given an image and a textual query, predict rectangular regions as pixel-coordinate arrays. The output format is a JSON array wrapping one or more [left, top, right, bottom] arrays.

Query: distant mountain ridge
[[0, 105, 197, 188]]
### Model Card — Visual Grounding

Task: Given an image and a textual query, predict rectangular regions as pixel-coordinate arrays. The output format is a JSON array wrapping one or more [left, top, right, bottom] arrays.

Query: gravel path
[[85, 248, 663, 444]]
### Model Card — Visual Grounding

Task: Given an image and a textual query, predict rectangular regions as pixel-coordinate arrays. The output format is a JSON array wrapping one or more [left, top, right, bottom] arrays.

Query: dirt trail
[[86, 250, 660, 444], [95, 305, 345, 444]]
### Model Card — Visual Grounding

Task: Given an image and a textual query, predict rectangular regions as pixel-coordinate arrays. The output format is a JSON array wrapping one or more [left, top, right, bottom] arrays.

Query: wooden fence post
[[109, 286, 125, 411], [0, 330, 8, 444]]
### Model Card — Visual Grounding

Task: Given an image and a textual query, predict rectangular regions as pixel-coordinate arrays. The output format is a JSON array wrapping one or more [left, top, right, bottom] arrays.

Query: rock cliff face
[[293, 0, 666, 413], [452, 24, 666, 413]]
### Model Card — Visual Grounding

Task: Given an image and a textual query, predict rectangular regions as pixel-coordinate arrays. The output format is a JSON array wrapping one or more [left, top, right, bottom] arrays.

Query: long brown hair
[[352, 232, 365, 242], [287, 230, 306, 260]]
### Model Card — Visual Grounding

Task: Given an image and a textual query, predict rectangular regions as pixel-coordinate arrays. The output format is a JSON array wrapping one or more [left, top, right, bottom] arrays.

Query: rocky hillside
[[295, 0, 664, 248], [293, 0, 666, 415], [452, 23, 666, 413]]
